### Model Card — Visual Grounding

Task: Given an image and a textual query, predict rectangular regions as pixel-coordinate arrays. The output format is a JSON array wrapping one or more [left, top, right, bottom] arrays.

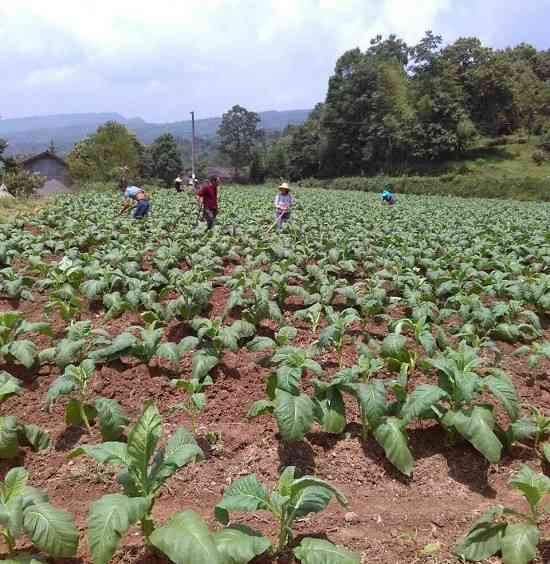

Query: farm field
[[1, 185, 550, 564]]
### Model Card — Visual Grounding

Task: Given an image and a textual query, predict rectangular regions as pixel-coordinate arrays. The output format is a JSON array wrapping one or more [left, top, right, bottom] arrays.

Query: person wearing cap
[[274, 182, 295, 232], [197, 176, 219, 230], [120, 185, 151, 219], [381, 183, 396, 205]]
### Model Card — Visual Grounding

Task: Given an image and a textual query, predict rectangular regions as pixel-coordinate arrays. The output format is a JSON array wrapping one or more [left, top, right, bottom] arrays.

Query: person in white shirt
[[274, 182, 295, 232]]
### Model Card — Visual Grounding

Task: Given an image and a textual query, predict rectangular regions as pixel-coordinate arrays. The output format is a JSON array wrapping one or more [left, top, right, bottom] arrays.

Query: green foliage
[[457, 465, 550, 563], [72, 401, 203, 562], [218, 105, 263, 173], [215, 467, 350, 554], [0, 467, 78, 558], [66, 121, 143, 183], [148, 133, 183, 187], [3, 170, 46, 198]]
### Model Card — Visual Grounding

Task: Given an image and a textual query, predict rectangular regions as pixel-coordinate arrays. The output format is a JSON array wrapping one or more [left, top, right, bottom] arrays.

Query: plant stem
[[141, 515, 156, 543], [2, 527, 16, 553], [80, 402, 92, 433], [276, 514, 289, 554]]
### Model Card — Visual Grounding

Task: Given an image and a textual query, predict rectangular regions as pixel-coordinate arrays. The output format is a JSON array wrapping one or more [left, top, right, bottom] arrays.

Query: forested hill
[[1, 109, 311, 156]]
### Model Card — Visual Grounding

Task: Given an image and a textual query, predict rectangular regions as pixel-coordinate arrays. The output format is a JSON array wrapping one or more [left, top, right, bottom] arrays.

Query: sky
[[1, 0, 550, 123]]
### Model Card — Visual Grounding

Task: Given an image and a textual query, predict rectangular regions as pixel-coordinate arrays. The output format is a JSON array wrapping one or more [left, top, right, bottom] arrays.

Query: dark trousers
[[203, 207, 218, 229]]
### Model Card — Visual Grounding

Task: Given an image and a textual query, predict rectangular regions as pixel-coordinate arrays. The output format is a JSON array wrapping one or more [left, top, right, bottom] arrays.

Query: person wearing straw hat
[[274, 182, 295, 232]]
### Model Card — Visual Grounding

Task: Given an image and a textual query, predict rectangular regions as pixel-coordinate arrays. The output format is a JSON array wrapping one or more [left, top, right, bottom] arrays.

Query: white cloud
[[0, 1, 473, 120]]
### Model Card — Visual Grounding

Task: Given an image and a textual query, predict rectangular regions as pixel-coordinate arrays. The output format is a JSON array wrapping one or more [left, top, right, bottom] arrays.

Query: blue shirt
[[125, 186, 143, 200], [382, 191, 394, 201]]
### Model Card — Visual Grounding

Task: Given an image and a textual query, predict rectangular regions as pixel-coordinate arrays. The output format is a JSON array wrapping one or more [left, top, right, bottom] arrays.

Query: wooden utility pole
[[191, 111, 196, 182]]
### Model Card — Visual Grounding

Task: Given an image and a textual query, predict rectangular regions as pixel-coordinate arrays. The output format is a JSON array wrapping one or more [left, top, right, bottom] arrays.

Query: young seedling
[[47, 359, 128, 439], [215, 467, 350, 555], [318, 307, 360, 367], [72, 401, 203, 564], [456, 465, 550, 564], [0, 371, 51, 459], [171, 375, 213, 435]]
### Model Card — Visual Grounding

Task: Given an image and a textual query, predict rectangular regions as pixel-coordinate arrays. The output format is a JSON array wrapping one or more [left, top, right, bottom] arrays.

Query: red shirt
[[198, 182, 218, 210]]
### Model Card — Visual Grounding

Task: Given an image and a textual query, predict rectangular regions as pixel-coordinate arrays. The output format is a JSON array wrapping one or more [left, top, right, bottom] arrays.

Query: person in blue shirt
[[120, 185, 150, 219], [381, 184, 396, 205]]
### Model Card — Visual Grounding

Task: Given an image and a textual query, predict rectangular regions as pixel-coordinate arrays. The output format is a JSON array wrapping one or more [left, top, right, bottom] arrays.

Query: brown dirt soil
[[1, 292, 550, 564]]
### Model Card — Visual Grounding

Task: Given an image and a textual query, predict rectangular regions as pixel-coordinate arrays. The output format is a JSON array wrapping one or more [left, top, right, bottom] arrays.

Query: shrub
[[4, 170, 46, 197]]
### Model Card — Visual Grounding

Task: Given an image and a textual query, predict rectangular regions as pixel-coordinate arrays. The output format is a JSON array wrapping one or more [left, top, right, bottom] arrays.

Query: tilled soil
[[1, 289, 550, 564]]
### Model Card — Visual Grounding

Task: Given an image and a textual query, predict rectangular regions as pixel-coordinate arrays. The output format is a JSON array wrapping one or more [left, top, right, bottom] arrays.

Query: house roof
[[20, 150, 68, 168]]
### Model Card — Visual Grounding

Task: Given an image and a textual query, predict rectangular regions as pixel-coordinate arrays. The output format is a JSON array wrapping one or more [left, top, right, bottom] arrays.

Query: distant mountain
[[1, 110, 311, 156]]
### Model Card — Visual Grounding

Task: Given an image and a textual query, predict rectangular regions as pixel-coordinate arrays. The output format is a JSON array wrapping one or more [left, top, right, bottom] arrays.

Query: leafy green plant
[[295, 302, 324, 333], [214, 467, 351, 556], [171, 375, 213, 434], [318, 307, 360, 367], [513, 341, 550, 369], [248, 347, 322, 442], [47, 359, 128, 438], [456, 465, 550, 564], [0, 467, 79, 559], [0, 311, 51, 369], [0, 267, 34, 301], [72, 401, 203, 563], [0, 372, 50, 459], [151, 509, 271, 564]]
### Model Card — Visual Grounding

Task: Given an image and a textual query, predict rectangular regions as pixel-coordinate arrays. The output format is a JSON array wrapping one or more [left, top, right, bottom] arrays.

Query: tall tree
[[149, 133, 183, 187], [218, 105, 262, 175], [66, 121, 142, 183]]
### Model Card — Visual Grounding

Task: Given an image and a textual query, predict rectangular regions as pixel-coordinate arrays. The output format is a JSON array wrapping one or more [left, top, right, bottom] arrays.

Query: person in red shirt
[[197, 176, 219, 230]]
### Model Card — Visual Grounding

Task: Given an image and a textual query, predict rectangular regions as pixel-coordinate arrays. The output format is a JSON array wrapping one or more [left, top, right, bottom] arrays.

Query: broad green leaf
[[22, 424, 51, 451], [1, 467, 28, 502], [87, 494, 150, 564], [47, 375, 76, 405], [509, 465, 550, 514], [127, 401, 162, 486], [400, 384, 447, 424], [65, 399, 95, 427], [156, 342, 181, 364], [213, 525, 271, 564], [215, 474, 270, 525], [509, 419, 538, 443], [23, 502, 78, 558], [192, 353, 219, 380], [71, 442, 129, 466], [247, 337, 276, 352], [55, 339, 85, 368], [455, 506, 506, 562], [0, 415, 19, 459], [276, 365, 303, 395], [274, 390, 315, 443], [444, 407, 503, 464], [319, 388, 346, 434], [484, 371, 520, 421], [9, 340, 37, 369], [373, 417, 414, 476], [290, 476, 348, 509], [20, 322, 52, 337], [151, 510, 224, 564], [95, 398, 129, 441], [355, 380, 387, 429], [178, 336, 200, 353], [543, 443, 550, 463], [381, 334, 409, 364], [91, 332, 137, 362], [0, 371, 22, 403], [247, 400, 274, 418], [294, 538, 360, 564], [501, 522, 539, 564]]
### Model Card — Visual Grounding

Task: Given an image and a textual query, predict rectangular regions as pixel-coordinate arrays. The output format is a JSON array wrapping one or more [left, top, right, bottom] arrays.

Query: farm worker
[[120, 185, 150, 219], [174, 174, 183, 193], [275, 182, 294, 232], [381, 184, 396, 205], [118, 165, 129, 192], [197, 176, 219, 230]]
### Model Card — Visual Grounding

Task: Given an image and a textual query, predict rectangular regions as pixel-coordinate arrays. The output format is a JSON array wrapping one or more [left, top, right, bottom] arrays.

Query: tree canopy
[[264, 32, 550, 179]]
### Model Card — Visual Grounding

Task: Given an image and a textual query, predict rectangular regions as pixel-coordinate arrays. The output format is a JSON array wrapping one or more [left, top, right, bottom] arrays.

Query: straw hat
[[279, 182, 290, 191]]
